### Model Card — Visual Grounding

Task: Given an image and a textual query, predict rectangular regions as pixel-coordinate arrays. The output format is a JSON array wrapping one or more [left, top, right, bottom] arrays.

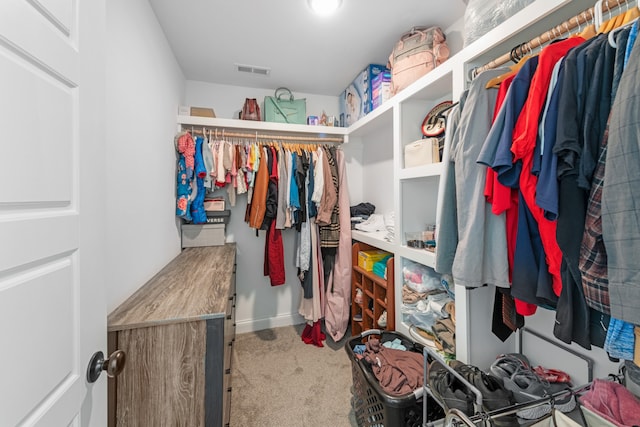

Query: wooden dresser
[[108, 244, 236, 427]]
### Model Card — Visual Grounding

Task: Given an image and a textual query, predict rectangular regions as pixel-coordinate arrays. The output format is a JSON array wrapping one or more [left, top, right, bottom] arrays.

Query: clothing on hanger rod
[[470, 0, 632, 78], [185, 128, 344, 144]]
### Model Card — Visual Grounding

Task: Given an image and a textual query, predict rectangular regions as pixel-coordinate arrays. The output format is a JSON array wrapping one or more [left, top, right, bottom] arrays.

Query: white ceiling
[[148, 0, 468, 96]]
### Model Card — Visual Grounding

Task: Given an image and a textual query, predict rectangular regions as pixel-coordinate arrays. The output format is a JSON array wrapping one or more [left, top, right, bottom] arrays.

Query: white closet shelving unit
[[176, 0, 621, 385]]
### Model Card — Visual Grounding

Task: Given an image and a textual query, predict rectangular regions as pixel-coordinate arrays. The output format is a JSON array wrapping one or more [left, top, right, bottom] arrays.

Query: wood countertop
[[108, 244, 236, 331]]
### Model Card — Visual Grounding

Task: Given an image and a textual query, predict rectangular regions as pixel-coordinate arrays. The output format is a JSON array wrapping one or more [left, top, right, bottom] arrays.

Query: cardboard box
[[181, 224, 225, 248], [190, 107, 216, 118], [358, 250, 391, 271], [371, 71, 391, 110], [339, 64, 388, 127]]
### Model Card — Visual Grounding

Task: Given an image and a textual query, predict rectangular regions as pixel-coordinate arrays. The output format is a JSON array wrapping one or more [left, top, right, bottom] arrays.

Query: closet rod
[[472, 0, 631, 77], [186, 128, 344, 143]]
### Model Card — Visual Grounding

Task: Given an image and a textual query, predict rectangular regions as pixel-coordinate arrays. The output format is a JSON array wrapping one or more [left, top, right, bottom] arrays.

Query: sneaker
[[502, 368, 576, 420], [354, 289, 363, 305], [353, 313, 362, 322], [450, 361, 519, 426], [377, 310, 387, 328], [354, 214, 386, 232], [428, 361, 474, 416], [489, 353, 531, 381]]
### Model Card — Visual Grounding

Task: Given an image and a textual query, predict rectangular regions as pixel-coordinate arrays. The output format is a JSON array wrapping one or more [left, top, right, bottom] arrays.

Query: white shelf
[[346, 102, 394, 139], [398, 163, 444, 180], [350, 230, 395, 254], [396, 246, 436, 268], [177, 115, 348, 139]]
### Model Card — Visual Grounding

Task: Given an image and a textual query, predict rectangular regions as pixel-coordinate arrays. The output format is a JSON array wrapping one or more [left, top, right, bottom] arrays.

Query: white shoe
[[355, 214, 385, 232]]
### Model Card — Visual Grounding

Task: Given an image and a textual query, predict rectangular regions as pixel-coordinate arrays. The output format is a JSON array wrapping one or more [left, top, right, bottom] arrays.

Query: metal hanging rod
[[472, 0, 633, 78], [184, 127, 344, 144]]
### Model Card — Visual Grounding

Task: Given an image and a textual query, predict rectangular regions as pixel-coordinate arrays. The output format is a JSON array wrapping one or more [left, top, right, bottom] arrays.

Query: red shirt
[[485, 75, 537, 315], [511, 37, 585, 297]]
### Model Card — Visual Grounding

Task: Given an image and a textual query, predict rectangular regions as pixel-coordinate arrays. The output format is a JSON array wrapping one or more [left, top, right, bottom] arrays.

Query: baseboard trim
[[236, 313, 306, 334]]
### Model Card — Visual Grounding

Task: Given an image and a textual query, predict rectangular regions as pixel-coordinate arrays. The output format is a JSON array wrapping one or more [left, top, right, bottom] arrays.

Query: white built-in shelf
[[177, 115, 348, 140], [347, 100, 394, 139], [396, 245, 436, 268], [351, 230, 395, 255], [398, 163, 444, 180]]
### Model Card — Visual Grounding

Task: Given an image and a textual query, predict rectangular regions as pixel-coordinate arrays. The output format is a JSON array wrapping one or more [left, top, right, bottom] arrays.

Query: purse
[[388, 26, 449, 95], [404, 138, 440, 168], [264, 87, 306, 124], [241, 98, 261, 121]]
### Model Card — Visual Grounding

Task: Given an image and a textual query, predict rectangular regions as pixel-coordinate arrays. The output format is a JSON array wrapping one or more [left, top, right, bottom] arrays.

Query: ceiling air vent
[[235, 63, 271, 76]]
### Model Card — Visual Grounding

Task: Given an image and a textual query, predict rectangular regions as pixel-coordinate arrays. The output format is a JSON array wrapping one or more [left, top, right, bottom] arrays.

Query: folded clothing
[[373, 255, 392, 279]]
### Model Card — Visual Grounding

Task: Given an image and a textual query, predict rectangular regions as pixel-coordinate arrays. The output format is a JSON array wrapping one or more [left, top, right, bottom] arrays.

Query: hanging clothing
[[324, 149, 352, 342], [248, 147, 269, 229], [449, 67, 511, 288], [264, 220, 285, 286], [435, 100, 463, 276], [602, 23, 640, 325], [190, 136, 208, 224]]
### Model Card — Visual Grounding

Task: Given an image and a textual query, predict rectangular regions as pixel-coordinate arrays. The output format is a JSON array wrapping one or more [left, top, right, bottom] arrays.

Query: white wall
[[184, 81, 360, 333], [185, 80, 340, 122], [106, 0, 185, 312]]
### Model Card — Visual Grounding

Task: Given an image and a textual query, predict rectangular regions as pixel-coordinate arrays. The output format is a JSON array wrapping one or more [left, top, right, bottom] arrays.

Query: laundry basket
[[346, 329, 445, 427]]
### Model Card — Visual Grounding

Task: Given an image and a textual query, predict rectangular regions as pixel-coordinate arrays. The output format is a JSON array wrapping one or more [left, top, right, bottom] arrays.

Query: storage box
[[205, 210, 231, 225], [339, 64, 388, 127], [190, 107, 216, 118], [204, 197, 225, 212], [181, 224, 225, 248], [371, 71, 392, 110], [358, 250, 392, 271]]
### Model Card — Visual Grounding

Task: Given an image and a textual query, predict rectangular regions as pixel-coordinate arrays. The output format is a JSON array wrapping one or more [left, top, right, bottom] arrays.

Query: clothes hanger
[[485, 42, 535, 89], [577, 10, 598, 39], [608, 9, 639, 47]]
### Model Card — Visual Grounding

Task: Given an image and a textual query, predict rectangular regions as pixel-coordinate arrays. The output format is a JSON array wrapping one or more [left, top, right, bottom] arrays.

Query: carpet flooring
[[230, 324, 359, 427]]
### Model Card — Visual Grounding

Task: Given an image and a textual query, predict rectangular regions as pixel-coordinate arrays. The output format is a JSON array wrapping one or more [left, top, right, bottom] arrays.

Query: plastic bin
[[345, 330, 445, 427]]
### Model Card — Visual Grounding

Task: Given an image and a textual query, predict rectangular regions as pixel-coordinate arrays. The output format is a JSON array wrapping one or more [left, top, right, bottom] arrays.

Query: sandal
[[533, 366, 572, 383]]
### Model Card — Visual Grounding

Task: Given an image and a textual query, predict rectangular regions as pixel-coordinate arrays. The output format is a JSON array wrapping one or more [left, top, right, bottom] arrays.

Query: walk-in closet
[[3, 0, 640, 426]]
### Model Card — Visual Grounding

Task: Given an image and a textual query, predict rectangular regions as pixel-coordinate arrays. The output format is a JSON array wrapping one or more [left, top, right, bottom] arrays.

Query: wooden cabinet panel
[[115, 321, 207, 426], [108, 245, 236, 427]]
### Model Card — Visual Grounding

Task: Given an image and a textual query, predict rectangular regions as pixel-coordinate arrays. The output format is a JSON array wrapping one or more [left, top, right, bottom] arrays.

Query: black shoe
[[450, 360, 519, 427], [428, 360, 475, 416]]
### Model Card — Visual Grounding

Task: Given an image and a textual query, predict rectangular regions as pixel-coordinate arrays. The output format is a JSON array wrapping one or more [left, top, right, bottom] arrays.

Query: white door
[[0, 0, 108, 426]]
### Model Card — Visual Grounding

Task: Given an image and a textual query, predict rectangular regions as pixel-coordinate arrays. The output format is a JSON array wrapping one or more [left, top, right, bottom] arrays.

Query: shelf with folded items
[[395, 256, 455, 358], [351, 230, 396, 253]]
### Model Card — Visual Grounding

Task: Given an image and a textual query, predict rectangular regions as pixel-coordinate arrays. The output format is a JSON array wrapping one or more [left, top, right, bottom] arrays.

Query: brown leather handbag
[[241, 98, 261, 121]]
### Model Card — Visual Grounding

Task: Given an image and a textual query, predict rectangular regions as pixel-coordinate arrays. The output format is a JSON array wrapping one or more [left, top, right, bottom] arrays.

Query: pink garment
[[176, 132, 195, 174], [325, 149, 352, 342], [579, 379, 640, 427]]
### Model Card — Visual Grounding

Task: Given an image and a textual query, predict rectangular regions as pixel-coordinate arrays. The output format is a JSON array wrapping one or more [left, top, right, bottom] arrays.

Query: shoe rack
[[351, 242, 395, 336]]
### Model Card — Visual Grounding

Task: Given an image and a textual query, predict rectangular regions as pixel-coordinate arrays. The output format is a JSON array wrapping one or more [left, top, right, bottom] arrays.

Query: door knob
[[86, 350, 126, 383]]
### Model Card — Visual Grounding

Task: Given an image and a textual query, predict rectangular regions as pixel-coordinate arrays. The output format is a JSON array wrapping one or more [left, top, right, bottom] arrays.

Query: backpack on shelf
[[388, 26, 449, 95]]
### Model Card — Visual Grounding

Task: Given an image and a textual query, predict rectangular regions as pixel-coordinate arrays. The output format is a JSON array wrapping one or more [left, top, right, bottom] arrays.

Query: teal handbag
[[264, 87, 307, 124]]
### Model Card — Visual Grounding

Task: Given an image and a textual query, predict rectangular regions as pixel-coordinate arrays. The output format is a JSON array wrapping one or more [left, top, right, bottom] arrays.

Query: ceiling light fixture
[[308, 0, 342, 16]]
